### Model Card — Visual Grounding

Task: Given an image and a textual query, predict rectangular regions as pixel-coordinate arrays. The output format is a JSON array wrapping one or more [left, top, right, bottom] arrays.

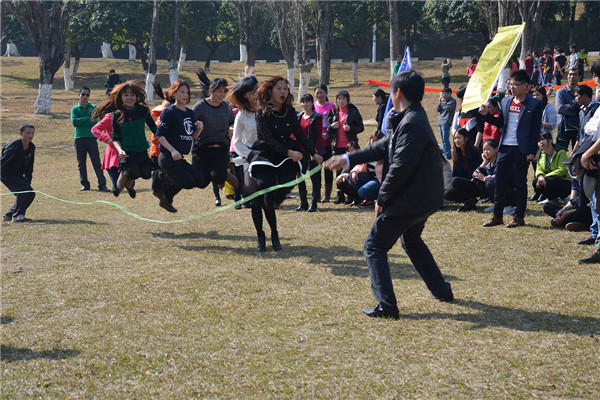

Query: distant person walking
[[105, 69, 121, 95]]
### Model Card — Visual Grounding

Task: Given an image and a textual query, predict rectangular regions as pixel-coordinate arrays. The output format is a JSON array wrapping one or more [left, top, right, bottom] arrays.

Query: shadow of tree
[[403, 299, 600, 336], [29, 219, 108, 225], [1, 316, 14, 325], [1, 345, 80, 362]]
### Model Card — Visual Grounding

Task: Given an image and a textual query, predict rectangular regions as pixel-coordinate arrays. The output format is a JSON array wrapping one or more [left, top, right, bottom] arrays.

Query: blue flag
[[381, 47, 412, 136]]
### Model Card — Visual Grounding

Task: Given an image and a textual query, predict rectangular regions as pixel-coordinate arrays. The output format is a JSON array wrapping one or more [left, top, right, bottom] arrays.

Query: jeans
[[439, 124, 452, 159], [1, 175, 35, 218], [591, 193, 598, 239], [364, 211, 451, 312], [358, 179, 381, 200], [74, 138, 106, 188], [493, 145, 528, 219]]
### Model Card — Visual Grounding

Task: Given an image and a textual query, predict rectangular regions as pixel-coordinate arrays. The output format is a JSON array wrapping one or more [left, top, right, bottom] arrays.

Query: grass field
[[1, 56, 599, 399]]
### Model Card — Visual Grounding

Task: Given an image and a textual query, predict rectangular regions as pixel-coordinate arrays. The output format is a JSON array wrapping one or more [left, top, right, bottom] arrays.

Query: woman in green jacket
[[531, 131, 571, 203]]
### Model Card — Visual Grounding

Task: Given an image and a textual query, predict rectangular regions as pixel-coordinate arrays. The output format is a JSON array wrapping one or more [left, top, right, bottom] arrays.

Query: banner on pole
[[461, 24, 525, 113]]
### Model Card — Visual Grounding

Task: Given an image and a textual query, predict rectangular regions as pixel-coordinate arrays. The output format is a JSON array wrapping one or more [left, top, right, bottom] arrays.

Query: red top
[[482, 112, 501, 143], [336, 106, 349, 149]]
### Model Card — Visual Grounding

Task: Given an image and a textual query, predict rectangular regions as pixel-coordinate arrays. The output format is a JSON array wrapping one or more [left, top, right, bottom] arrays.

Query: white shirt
[[501, 99, 521, 146], [232, 109, 257, 160]]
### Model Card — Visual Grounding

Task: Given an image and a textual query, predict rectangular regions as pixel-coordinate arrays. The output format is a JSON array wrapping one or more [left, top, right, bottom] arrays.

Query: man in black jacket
[[325, 71, 454, 319]]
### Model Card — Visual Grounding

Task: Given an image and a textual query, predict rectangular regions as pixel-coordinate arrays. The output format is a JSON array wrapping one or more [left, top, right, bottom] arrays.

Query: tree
[[515, 0, 549, 61], [64, 0, 100, 90], [388, 0, 399, 78], [333, 1, 385, 85], [6, 0, 73, 114], [297, 1, 315, 98], [269, 0, 296, 91], [167, 0, 182, 83], [233, 1, 271, 69], [314, 1, 333, 86], [146, 0, 161, 101], [2, 7, 26, 57]]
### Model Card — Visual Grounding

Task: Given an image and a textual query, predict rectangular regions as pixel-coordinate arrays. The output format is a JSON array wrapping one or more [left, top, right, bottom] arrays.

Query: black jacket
[[348, 103, 443, 216], [326, 103, 364, 148], [375, 102, 387, 137], [0, 139, 35, 183], [297, 111, 324, 154]]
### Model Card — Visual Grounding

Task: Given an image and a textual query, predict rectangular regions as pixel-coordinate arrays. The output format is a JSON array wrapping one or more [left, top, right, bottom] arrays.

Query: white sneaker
[[12, 215, 32, 223]]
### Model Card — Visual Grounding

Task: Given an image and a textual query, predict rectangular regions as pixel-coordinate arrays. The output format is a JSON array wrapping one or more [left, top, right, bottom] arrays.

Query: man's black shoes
[[362, 304, 400, 320]]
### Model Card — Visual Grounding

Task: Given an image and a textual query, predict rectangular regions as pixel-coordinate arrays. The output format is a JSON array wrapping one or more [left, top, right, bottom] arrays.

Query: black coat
[[297, 111, 324, 154], [326, 103, 364, 148], [348, 103, 443, 216]]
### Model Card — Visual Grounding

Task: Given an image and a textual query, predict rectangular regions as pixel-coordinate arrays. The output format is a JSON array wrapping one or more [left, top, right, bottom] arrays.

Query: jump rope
[[0, 164, 323, 224]]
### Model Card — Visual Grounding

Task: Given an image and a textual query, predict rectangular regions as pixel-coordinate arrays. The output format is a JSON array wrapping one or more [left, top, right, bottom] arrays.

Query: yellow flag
[[461, 24, 525, 113]]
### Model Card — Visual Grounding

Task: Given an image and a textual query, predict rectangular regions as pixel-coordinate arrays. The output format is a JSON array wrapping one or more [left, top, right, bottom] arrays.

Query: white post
[[371, 24, 377, 62], [128, 45, 137, 60], [352, 62, 358, 85], [34, 83, 52, 114], [239, 43, 247, 62], [101, 42, 114, 58]]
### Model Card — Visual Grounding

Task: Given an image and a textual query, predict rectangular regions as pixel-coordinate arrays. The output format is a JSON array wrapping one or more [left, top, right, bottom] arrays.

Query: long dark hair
[[195, 68, 228, 100], [154, 80, 191, 105], [314, 83, 330, 103], [452, 128, 473, 173], [256, 76, 293, 115], [533, 86, 548, 107], [226, 75, 258, 112], [92, 80, 148, 123]]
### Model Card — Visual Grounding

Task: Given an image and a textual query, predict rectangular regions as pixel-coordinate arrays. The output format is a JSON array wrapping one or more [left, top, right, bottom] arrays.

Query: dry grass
[[1, 56, 599, 399]]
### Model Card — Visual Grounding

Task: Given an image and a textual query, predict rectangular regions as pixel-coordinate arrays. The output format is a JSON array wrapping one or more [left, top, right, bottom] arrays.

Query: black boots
[[271, 231, 282, 251], [257, 231, 266, 252]]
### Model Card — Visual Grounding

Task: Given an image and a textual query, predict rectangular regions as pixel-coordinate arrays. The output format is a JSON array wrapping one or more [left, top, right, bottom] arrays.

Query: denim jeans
[[364, 211, 451, 312], [439, 124, 452, 159], [357, 179, 381, 201], [591, 193, 598, 239]]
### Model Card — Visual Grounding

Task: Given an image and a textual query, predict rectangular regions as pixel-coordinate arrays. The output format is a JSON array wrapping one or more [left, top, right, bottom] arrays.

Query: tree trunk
[[239, 43, 247, 62], [498, 0, 516, 27], [72, 57, 81, 79], [270, 1, 296, 89], [287, 68, 295, 95], [388, 0, 400, 79], [352, 62, 358, 85], [316, 1, 332, 86], [63, 45, 73, 91], [246, 45, 258, 68], [168, 0, 182, 85], [146, 0, 160, 101], [204, 44, 222, 72], [7, 1, 73, 114], [297, 6, 312, 98], [101, 42, 114, 58], [372, 24, 377, 63], [177, 45, 186, 72], [298, 63, 313, 99], [568, 0, 576, 44], [128, 44, 136, 60], [133, 42, 148, 72], [4, 42, 21, 57], [517, 0, 549, 61]]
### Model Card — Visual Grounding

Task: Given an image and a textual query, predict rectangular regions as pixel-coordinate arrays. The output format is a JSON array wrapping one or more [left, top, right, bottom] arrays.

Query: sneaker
[[2, 214, 12, 222], [126, 187, 136, 199], [578, 236, 596, 245], [12, 215, 32, 223], [528, 193, 541, 202], [578, 251, 600, 263], [457, 199, 477, 212], [565, 222, 587, 232], [80, 186, 90, 191], [112, 188, 120, 197], [98, 185, 111, 193], [478, 197, 490, 204], [215, 198, 221, 207], [536, 195, 547, 203]]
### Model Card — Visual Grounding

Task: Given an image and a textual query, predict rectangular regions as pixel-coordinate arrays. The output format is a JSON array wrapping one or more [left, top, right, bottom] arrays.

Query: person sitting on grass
[[443, 128, 481, 212], [543, 180, 592, 231], [1, 123, 36, 223], [530, 131, 571, 204]]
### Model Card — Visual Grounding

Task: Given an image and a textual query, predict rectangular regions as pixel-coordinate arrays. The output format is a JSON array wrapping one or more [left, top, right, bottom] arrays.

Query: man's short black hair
[[510, 69, 530, 85], [575, 84, 593, 99], [456, 85, 467, 100], [442, 87, 452, 94], [391, 70, 424, 103], [79, 86, 90, 94], [568, 67, 580, 75], [19, 123, 35, 132]]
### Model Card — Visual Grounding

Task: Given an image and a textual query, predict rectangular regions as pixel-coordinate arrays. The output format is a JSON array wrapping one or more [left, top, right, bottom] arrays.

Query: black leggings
[[322, 146, 333, 186], [244, 170, 277, 235], [444, 177, 506, 203], [192, 145, 229, 188], [252, 159, 298, 209]]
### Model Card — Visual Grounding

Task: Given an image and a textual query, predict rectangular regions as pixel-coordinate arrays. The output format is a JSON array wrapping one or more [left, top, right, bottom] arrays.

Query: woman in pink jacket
[[91, 112, 120, 191]]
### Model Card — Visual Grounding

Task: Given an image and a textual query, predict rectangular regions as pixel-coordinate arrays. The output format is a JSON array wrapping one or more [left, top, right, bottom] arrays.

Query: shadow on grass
[[175, 241, 462, 281], [151, 230, 254, 241], [404, 299, 600, 336], [30, 219, 108, 225], [1, 75, 40, 89], [1, 316, 14, 324], [0, 345, 80, 363]]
